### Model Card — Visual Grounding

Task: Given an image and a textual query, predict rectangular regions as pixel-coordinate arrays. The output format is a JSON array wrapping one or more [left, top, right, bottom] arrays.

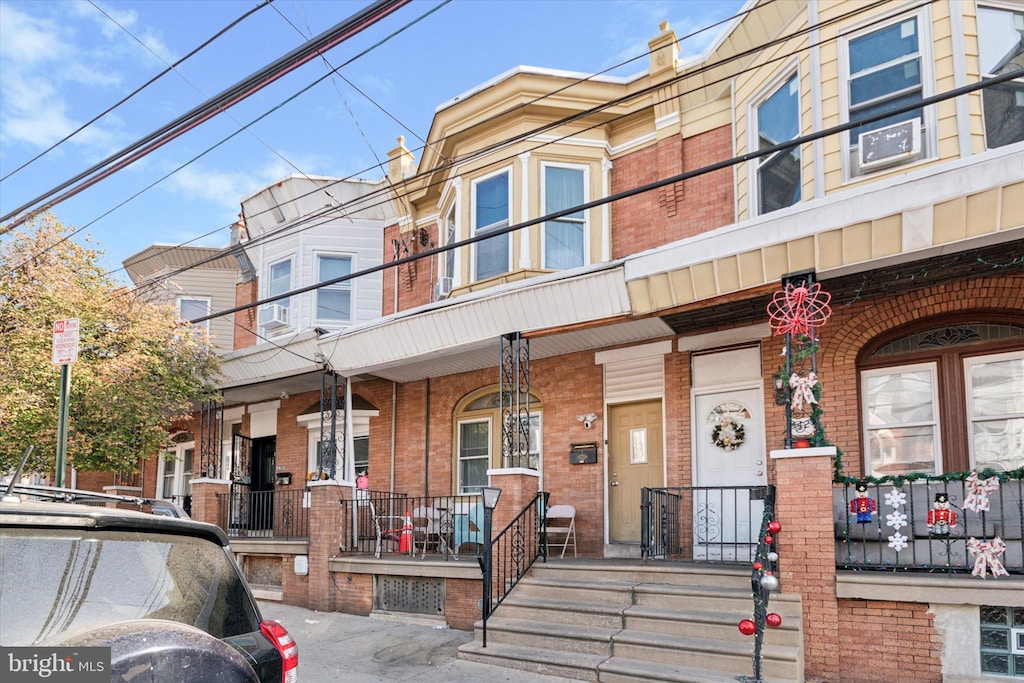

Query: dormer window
[[543, 164, 586, 269], [473, 170, 510, 281]]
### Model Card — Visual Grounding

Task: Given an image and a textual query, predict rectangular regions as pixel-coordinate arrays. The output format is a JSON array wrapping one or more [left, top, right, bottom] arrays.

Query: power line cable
[[0, 0, 273, 184], [0, 0, 412, 231], [188, 65, 1024, 326]]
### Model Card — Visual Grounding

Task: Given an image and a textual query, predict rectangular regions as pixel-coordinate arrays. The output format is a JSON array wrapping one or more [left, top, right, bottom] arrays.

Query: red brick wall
[[837, 599, 941, 682], [234, 279, 258, 350], [331, 572, 373, 616], [384, 221, 440, 315], [445, 577, 482, 631], [74, 470, 116, 492], [281, 560, 309, 609], [611, 126, 734, 258], [818, 274, 1024, 479]]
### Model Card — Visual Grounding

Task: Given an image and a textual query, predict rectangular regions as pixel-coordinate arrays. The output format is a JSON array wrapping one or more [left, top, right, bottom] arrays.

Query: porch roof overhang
[[217, 330, 324, 406], [624, 145, 1024, 325], [317, 263, 673, 383]]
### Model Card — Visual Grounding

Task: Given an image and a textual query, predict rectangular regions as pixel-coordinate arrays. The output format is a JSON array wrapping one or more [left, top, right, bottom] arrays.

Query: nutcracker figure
[[849, 481, 877, 523], [927, 492, 957, 536]]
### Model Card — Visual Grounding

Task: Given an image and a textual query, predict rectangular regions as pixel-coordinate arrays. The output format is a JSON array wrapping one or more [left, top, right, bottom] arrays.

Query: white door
[[693, 388, 766, 560]]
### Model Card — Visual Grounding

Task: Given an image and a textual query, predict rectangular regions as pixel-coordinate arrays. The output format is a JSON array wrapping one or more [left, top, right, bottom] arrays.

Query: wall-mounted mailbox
[[570, 442, 598, 465], [275, 472, 292, 486]]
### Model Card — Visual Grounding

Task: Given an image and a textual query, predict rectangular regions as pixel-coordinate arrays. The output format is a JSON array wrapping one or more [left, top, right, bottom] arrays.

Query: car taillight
[[260, 620, 298, 683]]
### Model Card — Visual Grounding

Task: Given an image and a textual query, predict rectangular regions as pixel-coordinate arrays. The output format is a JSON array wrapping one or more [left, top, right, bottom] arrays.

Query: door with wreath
[[693, 388, 766, 561]]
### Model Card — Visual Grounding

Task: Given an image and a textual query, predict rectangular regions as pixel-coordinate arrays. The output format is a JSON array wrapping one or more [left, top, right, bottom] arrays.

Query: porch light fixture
[[481, 486, 502, 510], [772, 372, 788, 406]]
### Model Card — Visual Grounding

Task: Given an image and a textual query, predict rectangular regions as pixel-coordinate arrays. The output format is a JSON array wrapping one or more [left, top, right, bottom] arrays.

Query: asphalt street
[[258, 601, 574, 682]]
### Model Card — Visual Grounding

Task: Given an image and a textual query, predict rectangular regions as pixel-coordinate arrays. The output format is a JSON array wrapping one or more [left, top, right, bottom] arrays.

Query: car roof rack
[[4, 483, 156, 510]]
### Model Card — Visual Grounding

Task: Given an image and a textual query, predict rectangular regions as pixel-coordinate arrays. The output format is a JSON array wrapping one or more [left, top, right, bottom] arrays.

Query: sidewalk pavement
[[258, 601, 574, 682]]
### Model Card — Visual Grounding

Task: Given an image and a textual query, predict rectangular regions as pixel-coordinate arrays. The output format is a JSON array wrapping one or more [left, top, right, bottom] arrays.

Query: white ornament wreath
[[711, 417, 746, 452]]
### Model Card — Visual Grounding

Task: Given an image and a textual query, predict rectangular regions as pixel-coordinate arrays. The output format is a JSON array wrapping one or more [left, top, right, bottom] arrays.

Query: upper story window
[[977, 5, 1024, 149], [860, 321, 1024, 476], [316, 254, 352, 323], [543, 165, 586, 269], [268, 259, 292, 313], [437, 204, 456, 300], [473, 170, 510, 281], [754, 72, 801, 214], [843, 13, 932, 175], [177, 297, 210, 332]]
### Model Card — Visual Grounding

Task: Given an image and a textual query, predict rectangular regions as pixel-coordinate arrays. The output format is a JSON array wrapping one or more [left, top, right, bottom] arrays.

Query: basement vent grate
[[373, 576, 444, 615]]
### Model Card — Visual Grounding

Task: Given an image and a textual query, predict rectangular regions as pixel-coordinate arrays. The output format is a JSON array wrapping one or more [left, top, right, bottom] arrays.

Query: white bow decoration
[[963, 472, 1000, 513], [789, 372, 818, 412], [967, 537, 1008, 579]]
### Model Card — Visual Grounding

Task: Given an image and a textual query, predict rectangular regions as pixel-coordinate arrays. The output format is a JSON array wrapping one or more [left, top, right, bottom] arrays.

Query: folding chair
[[545, 504, 577, 558], [412, 505, 442, 558]]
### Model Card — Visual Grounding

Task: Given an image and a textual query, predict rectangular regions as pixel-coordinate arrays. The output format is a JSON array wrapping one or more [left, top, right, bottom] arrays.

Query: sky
[[0, 0, 744, 282]]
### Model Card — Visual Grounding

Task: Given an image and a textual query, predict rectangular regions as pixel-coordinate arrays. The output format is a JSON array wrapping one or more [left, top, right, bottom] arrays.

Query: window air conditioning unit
[[434, 276, 453, 301], [258, 303, 289, 329], [858, 118, 921, 172]]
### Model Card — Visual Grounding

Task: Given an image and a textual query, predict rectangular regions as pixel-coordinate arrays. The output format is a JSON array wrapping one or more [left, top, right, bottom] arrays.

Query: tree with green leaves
[[0, 214, 221, 476]]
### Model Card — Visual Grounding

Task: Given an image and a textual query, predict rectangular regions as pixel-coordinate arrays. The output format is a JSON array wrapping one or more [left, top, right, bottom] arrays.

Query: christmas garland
[[712, 417, 746, 451]]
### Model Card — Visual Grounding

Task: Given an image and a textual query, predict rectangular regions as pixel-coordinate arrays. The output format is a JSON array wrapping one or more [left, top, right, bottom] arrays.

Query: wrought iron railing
[[340, 493, 514, 559], [835, 477, 1023, 574], [479, 491, 548, 647], [217, 489, 308, 539], [641, 485, 772, 563]]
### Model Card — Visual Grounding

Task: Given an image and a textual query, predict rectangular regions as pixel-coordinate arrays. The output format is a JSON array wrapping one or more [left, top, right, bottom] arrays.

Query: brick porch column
[[189, 478, 230, 526], [307, 480, 346, 612], [487, 468, 542, 540], [770, 446, 840, 682]]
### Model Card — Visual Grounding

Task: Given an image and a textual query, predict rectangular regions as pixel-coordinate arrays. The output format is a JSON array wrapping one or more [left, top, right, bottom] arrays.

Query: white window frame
[[441, 202, 457, 281], [176, 296, 211, 332], [540, 162, 589, 270], [976, 3, 1024, 150], [748, 68, 802, 216], [297, 409, 376, 481], [157, 437, 195, 502], [861, 362, 943, 477], [838, 8, 937, 180], [265, 255, 294, 317], [457, 417, 492, 494], [471, 168, 512, 282], [964, 349, 1024, 470], [314, 252, 354, 325]]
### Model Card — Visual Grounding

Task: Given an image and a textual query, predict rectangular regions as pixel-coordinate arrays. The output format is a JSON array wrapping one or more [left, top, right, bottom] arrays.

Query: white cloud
[[0, 4, 70, 65]]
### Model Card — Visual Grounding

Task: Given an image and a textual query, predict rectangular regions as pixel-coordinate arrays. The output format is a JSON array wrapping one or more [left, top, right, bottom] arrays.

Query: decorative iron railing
[[217, 489, 308, 540], [834, 477, 1023, 575], [641, 485, 772, 563], [479, 491, 548, 647]]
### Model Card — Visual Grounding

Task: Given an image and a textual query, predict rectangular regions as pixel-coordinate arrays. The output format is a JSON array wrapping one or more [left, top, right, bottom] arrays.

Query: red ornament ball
[[764, 534, 774, 545], [794, 439, 811, 448], [753, 561, 763, 571], [767, 521, 782, 534], [738, 619, 756, 636], [766, 613, 783, 628]]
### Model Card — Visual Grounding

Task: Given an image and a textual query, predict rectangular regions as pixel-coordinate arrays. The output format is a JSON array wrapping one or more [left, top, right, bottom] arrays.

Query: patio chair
[[545, 504, 577, 558], [452, 503, 483, 556], [412, 505, 442, 557]]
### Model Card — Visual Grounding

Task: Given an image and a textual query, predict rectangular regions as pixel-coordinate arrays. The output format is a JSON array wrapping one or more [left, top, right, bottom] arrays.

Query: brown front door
[[608, 400, 664, 543]]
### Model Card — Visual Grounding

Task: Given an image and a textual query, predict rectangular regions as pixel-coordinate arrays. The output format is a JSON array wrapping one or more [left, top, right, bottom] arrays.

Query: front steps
[[458, 559, 803, 682]]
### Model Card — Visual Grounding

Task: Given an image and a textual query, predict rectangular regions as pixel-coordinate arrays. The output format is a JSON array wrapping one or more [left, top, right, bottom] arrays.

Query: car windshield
[[0, 528, 259, 645]]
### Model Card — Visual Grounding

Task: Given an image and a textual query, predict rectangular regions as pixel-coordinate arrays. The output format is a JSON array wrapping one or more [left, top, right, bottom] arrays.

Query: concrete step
[[611, 629, 801, 680], [631, 582, 803, 618], [500, 594, 626, 628], [458, 640, 602, 681], [530, 560, 750, 589], [513, 576, 637, 606], [623, 604, 802, 648], [597, 657, 794, 683], [479, 617, 615, 656]]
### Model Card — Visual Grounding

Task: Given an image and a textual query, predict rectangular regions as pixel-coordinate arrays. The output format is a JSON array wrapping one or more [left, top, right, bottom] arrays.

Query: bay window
[[316, 254, 352, 323], [977, 5, 1024, 149], [754, 72, 801, 214], [268, 259, 292, 314], [473, 171, 510, 281], [543, 165, 585, 269]]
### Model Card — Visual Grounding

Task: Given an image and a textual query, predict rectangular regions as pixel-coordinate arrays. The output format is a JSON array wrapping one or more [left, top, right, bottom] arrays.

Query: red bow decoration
[[766, 282, 833, 338]]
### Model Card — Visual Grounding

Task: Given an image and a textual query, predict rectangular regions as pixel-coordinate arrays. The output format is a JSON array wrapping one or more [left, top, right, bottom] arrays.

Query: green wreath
[[712, 417, 746, 452]]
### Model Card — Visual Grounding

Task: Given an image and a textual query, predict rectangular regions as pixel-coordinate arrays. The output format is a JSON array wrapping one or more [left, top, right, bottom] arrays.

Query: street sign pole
[[55, 363, 72, 487], [52, 318, 80, 488]]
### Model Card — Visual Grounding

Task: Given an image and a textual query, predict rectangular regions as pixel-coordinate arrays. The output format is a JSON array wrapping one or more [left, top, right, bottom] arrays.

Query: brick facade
[[234, 279, 258, 350], [837, 599, 942, 682]]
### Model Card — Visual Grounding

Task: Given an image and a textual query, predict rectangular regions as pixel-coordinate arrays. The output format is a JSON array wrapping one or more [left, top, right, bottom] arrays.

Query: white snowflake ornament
[[888, 533, 909, 551], [884, 488, 907, 508], [886, 511, 908, 530]]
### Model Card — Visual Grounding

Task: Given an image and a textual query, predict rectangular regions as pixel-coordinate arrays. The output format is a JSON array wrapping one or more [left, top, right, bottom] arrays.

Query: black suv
[[0, 491, 298, 682]]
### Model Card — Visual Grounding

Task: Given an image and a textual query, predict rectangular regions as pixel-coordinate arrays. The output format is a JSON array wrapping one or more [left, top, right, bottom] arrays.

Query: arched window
[[860, 321, 1024, 476], [453, 388, 543, 494]]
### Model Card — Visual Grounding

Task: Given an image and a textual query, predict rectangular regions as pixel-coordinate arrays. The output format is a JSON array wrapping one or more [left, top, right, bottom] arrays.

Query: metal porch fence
[[835, 477, 1024, 574], [641, 485, 773, 563], [216, 488, 308, 539]]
